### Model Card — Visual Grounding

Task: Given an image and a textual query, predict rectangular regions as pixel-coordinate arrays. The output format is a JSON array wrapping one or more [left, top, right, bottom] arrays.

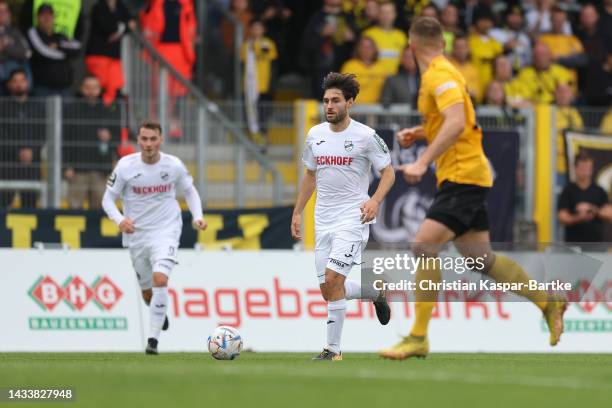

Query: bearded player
[[380, 17, 567, 360], [292, 72, 396, 361], [102, 120, 207, 355]]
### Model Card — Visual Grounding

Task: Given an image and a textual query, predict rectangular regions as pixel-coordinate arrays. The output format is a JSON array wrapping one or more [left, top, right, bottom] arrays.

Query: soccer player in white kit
[[102, 121, 207, 355], [291, 73, 396, 360]]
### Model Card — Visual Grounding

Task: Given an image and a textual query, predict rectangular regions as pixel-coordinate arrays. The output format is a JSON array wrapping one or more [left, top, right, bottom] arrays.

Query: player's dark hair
[[322, 72, 360, 102], [574, 152, 593, 166], [139, 120, 162, 136]]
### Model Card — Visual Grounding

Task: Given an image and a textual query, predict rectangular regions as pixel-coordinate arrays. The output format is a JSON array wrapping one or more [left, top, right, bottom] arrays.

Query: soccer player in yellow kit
[[379, 17, 568, 360]]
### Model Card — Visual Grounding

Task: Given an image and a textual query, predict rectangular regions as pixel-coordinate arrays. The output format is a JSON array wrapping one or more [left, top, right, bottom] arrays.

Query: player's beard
[[327, 107, 347, 124]]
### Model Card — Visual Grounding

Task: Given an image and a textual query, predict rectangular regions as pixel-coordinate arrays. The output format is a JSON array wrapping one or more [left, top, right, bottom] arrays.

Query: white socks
[[149, 286, 168, 340], [344, 279, 361, 300], [326, 299, 347, 354]]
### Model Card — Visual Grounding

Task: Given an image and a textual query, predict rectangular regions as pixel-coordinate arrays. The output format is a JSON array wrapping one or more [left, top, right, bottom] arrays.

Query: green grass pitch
[[1, 353, 611, 408]]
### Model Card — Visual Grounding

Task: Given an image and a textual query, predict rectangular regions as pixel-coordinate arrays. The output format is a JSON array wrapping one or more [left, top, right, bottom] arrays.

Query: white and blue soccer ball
[[207, 326, 243, 360]]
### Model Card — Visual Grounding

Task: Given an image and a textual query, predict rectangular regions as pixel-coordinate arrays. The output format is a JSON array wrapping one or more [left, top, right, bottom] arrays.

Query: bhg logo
[[28, 275, 123, 312]]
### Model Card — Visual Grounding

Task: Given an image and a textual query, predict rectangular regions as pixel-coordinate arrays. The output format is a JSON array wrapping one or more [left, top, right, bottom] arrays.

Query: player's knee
[[152, 272, 168, 287], [142, 289, 152, 305]]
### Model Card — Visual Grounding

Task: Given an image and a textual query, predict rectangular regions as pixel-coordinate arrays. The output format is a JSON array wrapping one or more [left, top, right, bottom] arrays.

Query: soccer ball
[[207, 326, 243, 360]]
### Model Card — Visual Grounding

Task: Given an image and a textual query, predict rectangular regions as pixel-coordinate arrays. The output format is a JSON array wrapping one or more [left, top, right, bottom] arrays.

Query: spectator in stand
[[457, 0, 479, 31], [85, 0, 136, 106], [558, 153, 612, 243], [352, 0, 380, 32], [468, 7, 503, 94], [221, 0, 252, 51], [0, 69, 45, 208], [140, 0, 197, 136], [26, 4, 81, 97], [63, 75, 118, 209], [251, 1, 291, 73], [340, 35, 387, 103], [576, 4, 610, 106], [489, 5, 532, 71], [526, 0, 572, 38], [484, 80, 505, 105], [419, 3, 440, 19], [241, 19, 277, 141], [20, 0, 85, 41], [450, 35, 482, 103], [380, 45, 421, 107], [492, 54, 527, 107], [539, 6, 584, 87], [440, 3, 462, 55], [362, 1, 407, 75], [380, 45, 419, 107], [300, 0, 357, 98], [555, 83, 583, 179], [513, 41, 573, 104], [0, 0, 31, 91]]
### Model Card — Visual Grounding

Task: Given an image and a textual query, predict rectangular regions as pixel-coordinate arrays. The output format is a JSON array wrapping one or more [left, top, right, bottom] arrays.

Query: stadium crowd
[[0, 0, 611, 210]]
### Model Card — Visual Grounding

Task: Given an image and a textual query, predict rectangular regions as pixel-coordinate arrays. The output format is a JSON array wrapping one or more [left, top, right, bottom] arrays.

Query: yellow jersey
[[340, 59, 388, 103], [418, 55, 493, 188], [556, 107, 583, 173], [514, 64, 573, 104], [468, 34, 503, 92], [240, 37, 278, 94], [362, 27, 408, 75]]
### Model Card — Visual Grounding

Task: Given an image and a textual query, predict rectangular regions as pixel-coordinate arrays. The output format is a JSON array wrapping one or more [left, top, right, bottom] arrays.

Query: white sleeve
[[183, 185, 204, 221], [176, 159, 194, 192], [106, 162, 126, 195], [302, 134, 317, 170], [102, 189, 124, 225], [366, 133, 392, 172]]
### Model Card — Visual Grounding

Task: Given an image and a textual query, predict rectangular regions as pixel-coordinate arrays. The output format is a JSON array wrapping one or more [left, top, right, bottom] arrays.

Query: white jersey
[[302, 119, 391, 232], [106, 152, 194, 246]]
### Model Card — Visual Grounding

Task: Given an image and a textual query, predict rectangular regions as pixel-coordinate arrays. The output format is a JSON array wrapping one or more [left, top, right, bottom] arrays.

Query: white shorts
[[129, 239, 179, 290], [315, 225, 369, 284]]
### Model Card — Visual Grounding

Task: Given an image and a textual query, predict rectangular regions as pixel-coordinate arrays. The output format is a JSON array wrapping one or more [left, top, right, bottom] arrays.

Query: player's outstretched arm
[[361, 164, 395, 224], [183, 185, 207, 230], [291, 169, 316, 240], [396, 126, 426, 148], [401, 103, 465, 184], [102, 189, 134, 233]]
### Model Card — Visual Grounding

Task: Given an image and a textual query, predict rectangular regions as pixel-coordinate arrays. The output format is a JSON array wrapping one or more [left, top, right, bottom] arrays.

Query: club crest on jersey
[[160, 171, 169, 181], [344, 140, 353, 152]]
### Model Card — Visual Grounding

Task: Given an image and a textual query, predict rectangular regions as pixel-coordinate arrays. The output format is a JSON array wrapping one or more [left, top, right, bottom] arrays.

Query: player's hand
[[396, 127, 422, 148], [192, 218, 208, 230], [400, 161, 428, 184], [360, 199, 379, 224], [119, 218, 135, 234], [291, 213, 302, 240]]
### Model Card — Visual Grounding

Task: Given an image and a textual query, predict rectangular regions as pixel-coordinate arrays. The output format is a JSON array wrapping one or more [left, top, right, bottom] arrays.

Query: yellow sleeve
[[268, 39, 278, 61], [428, 71, 464, 112], [572, 110, 584, 129], [571, 36, 584, 53]]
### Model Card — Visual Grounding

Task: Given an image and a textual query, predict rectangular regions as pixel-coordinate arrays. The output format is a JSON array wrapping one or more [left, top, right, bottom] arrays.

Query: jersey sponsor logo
[[316, 156, 354, 166], [373, 133, 389, 153], [160, 171, 169, 181], [132, 184, 172, 195], [344, 140, 354, 152], [107, 172, 117, 187], [434, 81, 458, 96]]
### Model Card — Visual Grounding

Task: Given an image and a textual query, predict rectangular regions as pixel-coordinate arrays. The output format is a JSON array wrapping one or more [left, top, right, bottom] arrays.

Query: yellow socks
[[488, 254, 548, 311], [410, 260, 441, 338]]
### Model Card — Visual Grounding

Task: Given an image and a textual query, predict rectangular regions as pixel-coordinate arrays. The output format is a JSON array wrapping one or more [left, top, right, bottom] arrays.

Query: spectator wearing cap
[[490, 5, 532, 71], [380, 45, 419, 107], [340, 35, 387, 103], [468, 7, 502, 95], [513, 41, 573, 104], [85, 0, 136, 106], [0, 0, 32, 91], [362, 1, 407, 75], [26, 3, 81, 97], [539, 6, 585, 87], [450, 35, 482, 103]]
